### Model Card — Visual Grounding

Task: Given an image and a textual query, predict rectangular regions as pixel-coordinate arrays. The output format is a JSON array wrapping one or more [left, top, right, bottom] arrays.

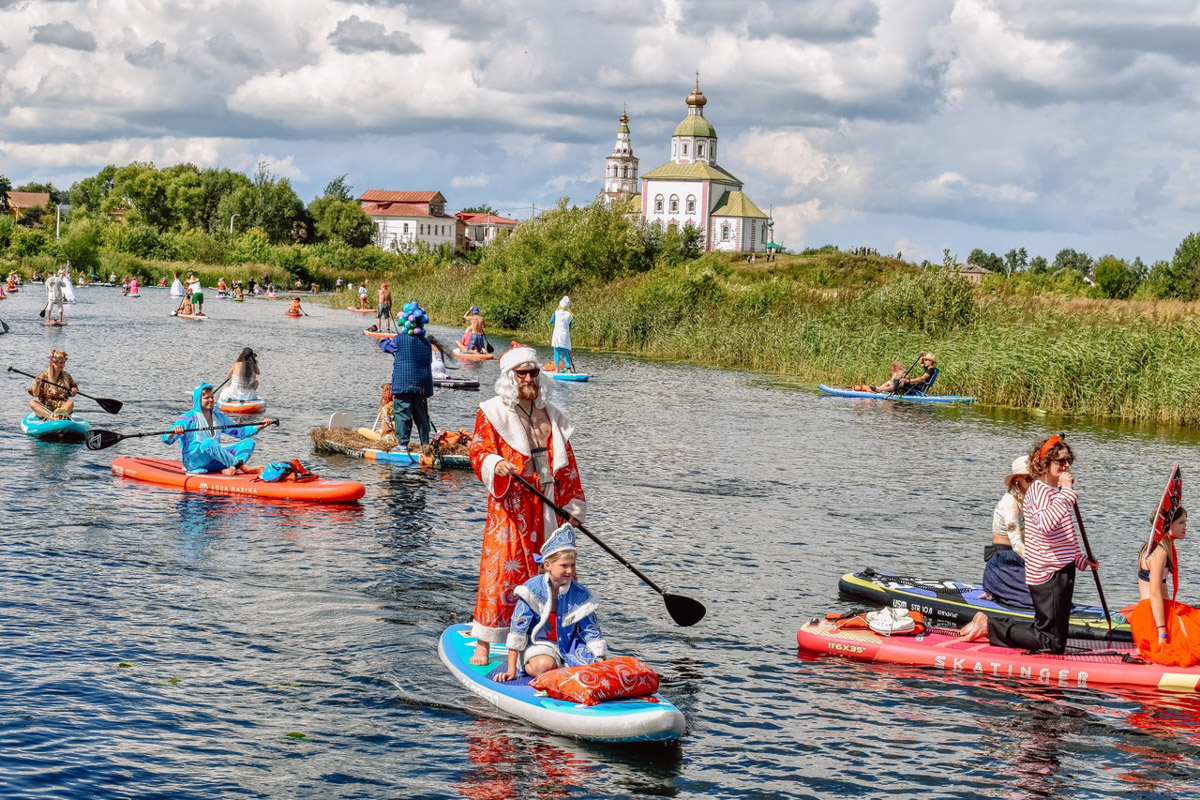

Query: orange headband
[[1038, 435, 1062, 460]]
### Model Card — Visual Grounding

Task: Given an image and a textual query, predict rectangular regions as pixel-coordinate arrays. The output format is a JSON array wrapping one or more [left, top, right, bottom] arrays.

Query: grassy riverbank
[[356, 253, 1200, 427]]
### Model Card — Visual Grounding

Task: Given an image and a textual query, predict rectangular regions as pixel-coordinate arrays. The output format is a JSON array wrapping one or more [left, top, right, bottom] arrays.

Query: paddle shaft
[[127, 419, 276, 442], [8, 366, 111, 406], [1073, 505, 1114, 635], [885, 354, 923, 399], [507, 472, 668, 597]]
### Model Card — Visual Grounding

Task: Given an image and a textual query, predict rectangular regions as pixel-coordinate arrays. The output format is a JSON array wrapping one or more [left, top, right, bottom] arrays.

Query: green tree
[[1029, 255, 1049, 274], [1094, 255, 1138, 299], [1053, 248, 1093, 274], [460, 204, 498, 215], [1003, 247, 1028, 276], [0, 174, 10, 214], [323, 174, 353, 201], [217, 163, 306, 243], [110, 162, 172, 230], [1170, 232, 1200, 300], [308, 195, 374, 247], [198, 168, 253, 233], [17, 181, 69, 205], [68, 165, 117, 213], [57, 216, 104, 273], [967, 248, 1004, 274]]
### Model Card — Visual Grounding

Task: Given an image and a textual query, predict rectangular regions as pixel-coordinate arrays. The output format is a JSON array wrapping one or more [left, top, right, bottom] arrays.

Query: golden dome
[[686, 81, 707, 108]]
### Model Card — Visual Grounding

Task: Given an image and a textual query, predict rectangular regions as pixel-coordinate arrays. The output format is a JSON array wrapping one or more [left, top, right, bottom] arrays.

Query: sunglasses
[[513, 368, 540, 377], [1053, 457, 1073, 467]]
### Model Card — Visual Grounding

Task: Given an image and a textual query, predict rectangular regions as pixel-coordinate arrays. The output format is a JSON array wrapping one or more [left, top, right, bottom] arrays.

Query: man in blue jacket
[[379, 301, 433, 448]]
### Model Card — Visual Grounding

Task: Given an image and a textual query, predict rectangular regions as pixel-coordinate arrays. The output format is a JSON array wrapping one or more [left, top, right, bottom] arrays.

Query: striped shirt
[[1021, 479, 1087, 585]]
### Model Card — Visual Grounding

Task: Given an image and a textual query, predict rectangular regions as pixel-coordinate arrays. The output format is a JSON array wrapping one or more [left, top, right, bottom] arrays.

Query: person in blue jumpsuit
[[162, 383, 274, 474]]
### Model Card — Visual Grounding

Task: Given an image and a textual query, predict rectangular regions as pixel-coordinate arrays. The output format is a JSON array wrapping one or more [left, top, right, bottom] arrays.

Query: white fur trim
[[470, 620, 508, 644], [479, 395, 574, 473], [506, 631, 529, 651], [587, 639, 607, 658], [513, 585, 544, 617], [480, 453, 508, 498], [499, 346, 538, 373], [561, 599, 598, 628], [562, 498, 586, 526]]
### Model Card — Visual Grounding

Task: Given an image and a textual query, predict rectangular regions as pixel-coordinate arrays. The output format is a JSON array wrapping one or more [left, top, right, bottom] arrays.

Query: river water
[[2, 285, 1199, 799]]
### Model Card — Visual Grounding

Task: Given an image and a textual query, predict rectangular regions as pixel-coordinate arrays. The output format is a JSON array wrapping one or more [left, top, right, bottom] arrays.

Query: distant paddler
[[162, 383, 275, 475], [28, 349, 78, 420], [548, 295, 574, 372], [170, 271, 186, 297]]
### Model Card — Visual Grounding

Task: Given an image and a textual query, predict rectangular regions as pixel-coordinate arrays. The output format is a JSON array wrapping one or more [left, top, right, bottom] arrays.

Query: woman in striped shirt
[[959, 434, 1098, 652]]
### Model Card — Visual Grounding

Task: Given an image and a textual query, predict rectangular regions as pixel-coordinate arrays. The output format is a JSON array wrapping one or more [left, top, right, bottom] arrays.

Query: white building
[[638, 81, 769, 252], [359, 190, 458, 253], [456, 211, 520, 249], [603, 111, 639, 201]]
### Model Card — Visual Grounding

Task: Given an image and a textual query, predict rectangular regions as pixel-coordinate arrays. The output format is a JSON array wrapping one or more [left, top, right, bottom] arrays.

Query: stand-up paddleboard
[[312, 430, 470, 469], [346, 307, 375, 314], [549, 372, 589, 382], [21, 413, 91, 443], [363, 329, 394, 339], [285, 311, 301, 318], [434, 377, 480, 390], [42, 320, 67, 327], [111, 457, 365, 503], [453, 348, 494, 361], [218, 398, 266, 415], [173, 312, 207, 321], [818, 385, 975, 403], [838, 569, 1131, 642], [797, 618, 1200, 693], [438, 624, 686, 741]]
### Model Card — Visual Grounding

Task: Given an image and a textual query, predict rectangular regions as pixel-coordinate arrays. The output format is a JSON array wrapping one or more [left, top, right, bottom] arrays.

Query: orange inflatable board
[[796, 618, 1200, 692], [452, 348, 495, 361], [363, 330, 393, 339], [111, 457, 365, 503], [218, 399, 265, 414], [346, 307, 376, 314]]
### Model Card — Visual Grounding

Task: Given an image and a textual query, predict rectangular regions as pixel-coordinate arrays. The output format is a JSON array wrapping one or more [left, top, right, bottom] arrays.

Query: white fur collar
[[479, 395, 574, 472]]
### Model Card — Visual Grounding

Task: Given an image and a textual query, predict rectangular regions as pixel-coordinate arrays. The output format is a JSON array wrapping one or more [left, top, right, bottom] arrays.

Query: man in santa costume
[[467, 342, 586, 666]]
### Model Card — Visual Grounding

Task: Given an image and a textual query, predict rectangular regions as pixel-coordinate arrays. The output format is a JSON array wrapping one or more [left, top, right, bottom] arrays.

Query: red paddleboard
[[346, 307, 375, 314], [218, 399, 266, 414], [363, 329, 394, 339], [796, 618, 1200, 692], [111, 457, 365, 503], [453, 348, 494, 361]]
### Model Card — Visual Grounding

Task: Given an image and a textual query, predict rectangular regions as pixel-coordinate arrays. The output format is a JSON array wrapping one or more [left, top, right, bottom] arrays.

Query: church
[[603, 80, 770, 253]]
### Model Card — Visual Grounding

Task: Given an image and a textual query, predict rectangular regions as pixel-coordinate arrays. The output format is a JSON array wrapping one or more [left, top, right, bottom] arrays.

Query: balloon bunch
[[399, 301, 429, 337]]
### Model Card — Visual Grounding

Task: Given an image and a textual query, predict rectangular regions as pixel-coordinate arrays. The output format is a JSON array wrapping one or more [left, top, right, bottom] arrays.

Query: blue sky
[[3, 0, 1200, 265]]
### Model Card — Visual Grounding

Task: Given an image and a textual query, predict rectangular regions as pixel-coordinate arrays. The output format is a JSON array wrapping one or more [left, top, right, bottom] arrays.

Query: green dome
[[672, 115, 716, 139]]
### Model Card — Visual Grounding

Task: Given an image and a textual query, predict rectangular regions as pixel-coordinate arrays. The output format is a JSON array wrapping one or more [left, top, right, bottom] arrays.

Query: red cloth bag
[[529, 657, 660, 706]]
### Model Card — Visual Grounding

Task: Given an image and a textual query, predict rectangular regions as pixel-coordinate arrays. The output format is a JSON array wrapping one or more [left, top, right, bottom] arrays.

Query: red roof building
[[455, 212, 520, 249], [359, 190, 462, 252], [5, 191, 50, 222]]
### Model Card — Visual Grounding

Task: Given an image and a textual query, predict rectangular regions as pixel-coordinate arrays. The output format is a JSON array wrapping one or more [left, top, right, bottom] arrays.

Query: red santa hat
[[499, 341, 538, 374]]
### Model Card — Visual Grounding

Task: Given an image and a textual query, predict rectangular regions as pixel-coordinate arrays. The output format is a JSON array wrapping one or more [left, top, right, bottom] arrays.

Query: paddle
[[0, 318, 8, 334], [507, 472, 706, 627], [1071, 504, 1114, 639], [483, 334, 495, 354], [86, 418, 279, 451], [7, 366, 124, 414]]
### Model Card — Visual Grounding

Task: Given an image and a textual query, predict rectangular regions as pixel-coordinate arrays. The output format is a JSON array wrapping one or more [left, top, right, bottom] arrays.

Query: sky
[[2, 0, 1200, 265]]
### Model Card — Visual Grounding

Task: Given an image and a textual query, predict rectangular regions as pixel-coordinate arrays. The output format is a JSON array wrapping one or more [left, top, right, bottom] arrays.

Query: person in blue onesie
[[162, 383, 275, 474], [497, 523, 606, 680]]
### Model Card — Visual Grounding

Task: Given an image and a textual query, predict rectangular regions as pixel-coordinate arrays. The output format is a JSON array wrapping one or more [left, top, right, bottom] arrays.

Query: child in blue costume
[[497, 524, 607, 680], [162, 383, 274, 474]]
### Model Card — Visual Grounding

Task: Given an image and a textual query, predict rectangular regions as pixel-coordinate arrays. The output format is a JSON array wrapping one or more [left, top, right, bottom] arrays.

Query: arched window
[[761, 226, 767, 243], [697, 143, 705, 159], [672, 142, 677, 158], [622, 166, 629, 178], [655, 195, 664, 213], [669, 195, 679, 213], [686, 196, 696, 214], [721, 224, 730, 241], [682, 143, 689, 156]]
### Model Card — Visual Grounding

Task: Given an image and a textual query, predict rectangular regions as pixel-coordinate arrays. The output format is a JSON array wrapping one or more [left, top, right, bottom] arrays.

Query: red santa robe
[[468, 395, 586, 644]]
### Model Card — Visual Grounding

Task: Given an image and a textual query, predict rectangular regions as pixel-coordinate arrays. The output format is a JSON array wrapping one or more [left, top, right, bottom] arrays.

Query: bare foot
[[469, 641, 491, 666], [238, 464, 264, 474], [957, 612, 989, 641], [220, 465, 238, 476]]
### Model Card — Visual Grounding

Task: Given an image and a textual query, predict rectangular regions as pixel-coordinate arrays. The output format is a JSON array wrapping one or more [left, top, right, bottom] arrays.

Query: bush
[[225, 227, 272, 264], [10, 226, 50, 258], [103, 222, 164, 259], [164, 228, 225, 263], [58, 217, 104, 273], [859, 268, 976, 334]]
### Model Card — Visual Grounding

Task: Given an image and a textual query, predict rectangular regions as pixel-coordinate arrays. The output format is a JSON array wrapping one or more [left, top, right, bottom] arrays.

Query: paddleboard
[[313, 433, 471, 469], [838, 569, 1131, 642], [434, 377, 480, 390], [21, 413, 91, 443], [797, 618, 1200, 693], [173, 313, 207, 320], [453, 348, 495, 361], [42, 320, 67, 327], [818, 385, 975, 403], [549, 372, 589, 382], [438, 624, 686, 741], [346, 307, 375, 314], [218, 398, 266, 415], [363, 330, 394, 339], [285, 311, 302, 317], [111, 457, 365, 503]]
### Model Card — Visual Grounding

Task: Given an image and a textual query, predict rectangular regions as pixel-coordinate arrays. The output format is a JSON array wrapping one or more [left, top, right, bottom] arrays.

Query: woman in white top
[[220, 348, 261, 402], [982, 455, 1034, 607], [549, 296, 574, 371]]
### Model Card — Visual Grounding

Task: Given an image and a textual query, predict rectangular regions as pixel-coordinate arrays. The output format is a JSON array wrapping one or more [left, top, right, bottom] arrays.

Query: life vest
[[827, 608, 925, 636]]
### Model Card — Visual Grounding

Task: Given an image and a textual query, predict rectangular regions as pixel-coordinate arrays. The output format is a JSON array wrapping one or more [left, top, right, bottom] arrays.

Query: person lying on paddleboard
[[28, 350, 78, 420], [1130, 506, 1200, 666], [959, 434, 1098, 652], [162, 384, 274, 476], [496, 524, 606, 680], [463, 307, 487, 353], [982, 455, 1034, 607]]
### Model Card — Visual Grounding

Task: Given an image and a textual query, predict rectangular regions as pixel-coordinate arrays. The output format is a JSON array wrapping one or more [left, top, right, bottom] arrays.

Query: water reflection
[[456, 720, 590, 800]]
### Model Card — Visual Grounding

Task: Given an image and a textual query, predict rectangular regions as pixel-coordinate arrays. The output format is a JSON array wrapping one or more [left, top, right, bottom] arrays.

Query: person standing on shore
[[549, 296, 574, 372], [466, 343, 586, 667]]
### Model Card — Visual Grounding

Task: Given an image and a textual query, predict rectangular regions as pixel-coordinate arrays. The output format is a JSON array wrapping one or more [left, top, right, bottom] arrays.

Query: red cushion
[[529, 657, 660, 706]]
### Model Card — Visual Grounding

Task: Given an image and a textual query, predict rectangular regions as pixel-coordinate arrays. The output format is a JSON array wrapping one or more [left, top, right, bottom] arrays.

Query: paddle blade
[[0, 318, 8, 334], [485, 338, 495, 354], [664, 593, 706, 627], [85, 429, 123, 450], [96, 397, 123, 414]]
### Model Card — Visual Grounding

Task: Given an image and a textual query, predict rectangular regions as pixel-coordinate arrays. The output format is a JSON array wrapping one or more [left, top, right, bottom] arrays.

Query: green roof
[[710, 190, 767, 219], [641, 161, 742, 184], [672, 115, 717, 138]]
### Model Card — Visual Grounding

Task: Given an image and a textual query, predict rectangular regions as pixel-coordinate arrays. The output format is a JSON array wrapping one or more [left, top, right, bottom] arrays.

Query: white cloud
[[451, 173, 489, 189]]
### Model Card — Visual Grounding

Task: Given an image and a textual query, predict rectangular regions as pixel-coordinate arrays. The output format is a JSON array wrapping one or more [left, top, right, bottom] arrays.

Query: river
[[2, 284, 1199, 799]]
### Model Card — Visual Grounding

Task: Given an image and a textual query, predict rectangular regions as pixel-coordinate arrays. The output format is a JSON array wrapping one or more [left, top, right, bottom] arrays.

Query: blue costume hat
[[538, 523, 577, 563]]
